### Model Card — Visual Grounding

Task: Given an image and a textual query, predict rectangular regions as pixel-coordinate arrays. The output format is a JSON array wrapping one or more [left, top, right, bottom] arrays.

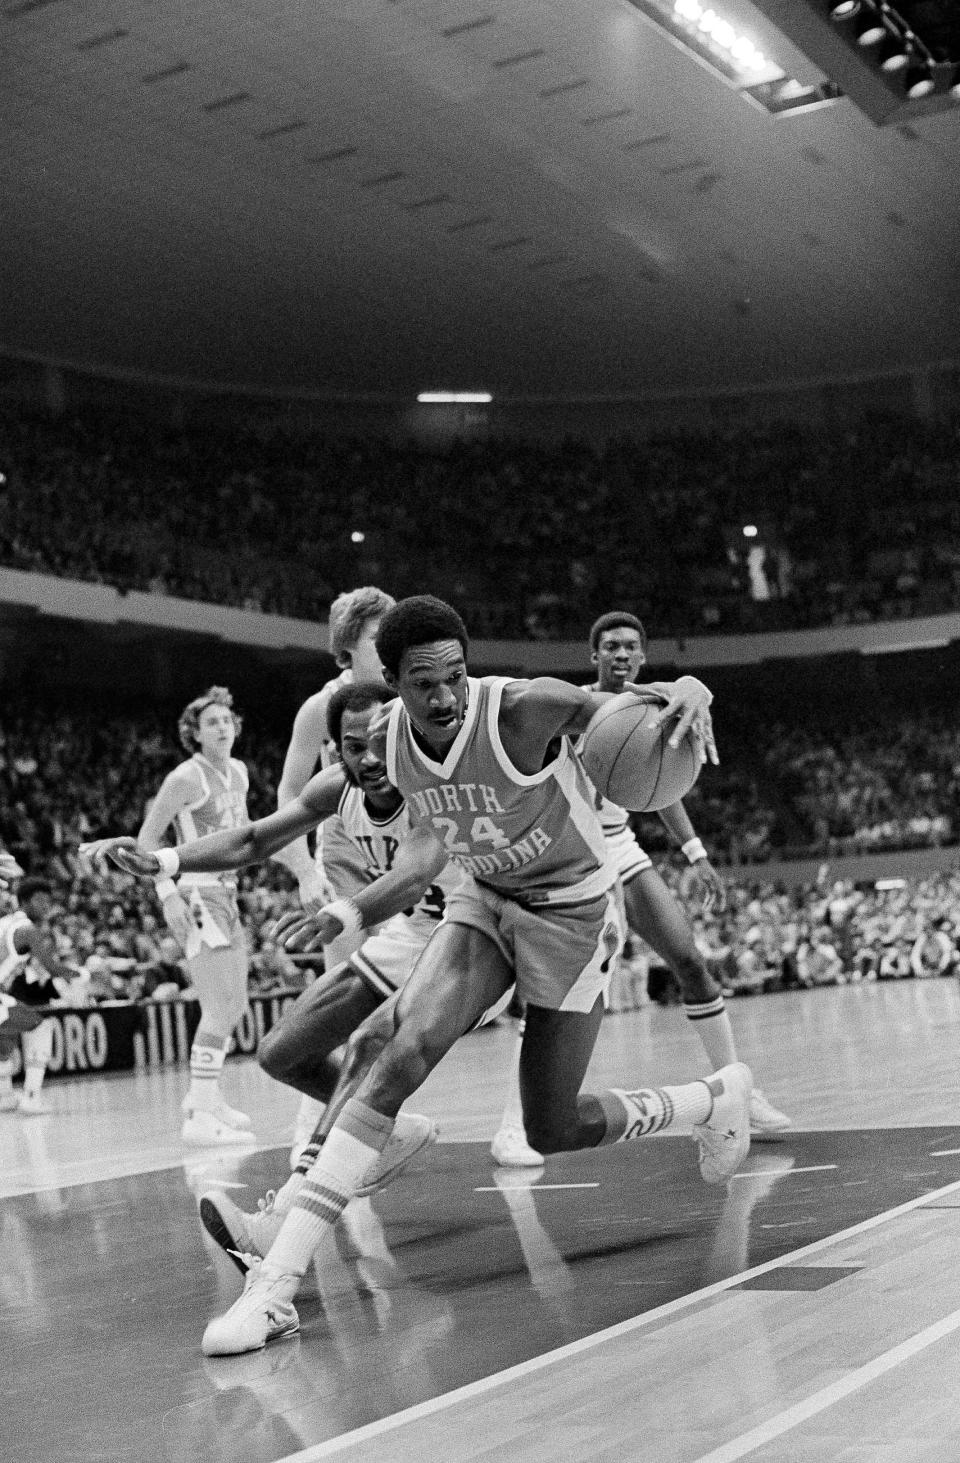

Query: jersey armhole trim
[[486, 678, 567, 788]]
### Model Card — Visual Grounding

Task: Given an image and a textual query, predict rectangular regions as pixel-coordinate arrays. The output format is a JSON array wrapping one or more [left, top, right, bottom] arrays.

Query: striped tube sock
[[187, 1031, 227, 1111], [599, 1080, 713, 1143], [266, 1098, 393, 1278], [295, 1138, 323, 1177], [683, 996, 737, 1071]]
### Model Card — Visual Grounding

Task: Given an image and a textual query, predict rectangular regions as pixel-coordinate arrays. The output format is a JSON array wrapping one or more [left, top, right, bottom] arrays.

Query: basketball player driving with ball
[[83, 595, 754, 1357]]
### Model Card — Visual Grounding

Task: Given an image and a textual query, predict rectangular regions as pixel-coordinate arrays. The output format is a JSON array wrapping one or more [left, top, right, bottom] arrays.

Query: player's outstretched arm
[[657, 800, 726, 912], [274, 823, 447, 953], [499, 675, 715, 772], [83, 765, 348, 880]]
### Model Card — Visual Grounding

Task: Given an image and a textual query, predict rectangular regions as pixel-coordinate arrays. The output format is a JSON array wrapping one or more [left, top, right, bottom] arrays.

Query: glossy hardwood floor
[[3, 979, 960, 1463]]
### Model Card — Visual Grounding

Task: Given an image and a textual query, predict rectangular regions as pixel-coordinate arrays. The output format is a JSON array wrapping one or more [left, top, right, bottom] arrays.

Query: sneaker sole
[[355, 1124, 438, 1198], [201, 1315, 300, 1357], [199, 1198, 254, 1274]]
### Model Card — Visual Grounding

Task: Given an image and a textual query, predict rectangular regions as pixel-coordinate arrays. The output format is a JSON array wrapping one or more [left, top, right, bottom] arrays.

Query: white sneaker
[[182, 1094, 253, 1129], [693, 1062, 752, 1184], [182, 1109, 256, 1147], [199, 1189, 285, 1273], [201, 1257, 300, 1356], [749, 1088, 792, 1141], [355, 1113, 438, 1197], [490, 1123, 545, 1168], [18, 1093, 51, 1116]]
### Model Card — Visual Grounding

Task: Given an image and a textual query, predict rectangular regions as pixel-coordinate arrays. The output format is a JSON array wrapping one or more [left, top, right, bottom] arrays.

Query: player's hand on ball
[[0, 851, 25, 884], [689, 858, 726, 913], [272, 907, 344, 953], [79, 837, 161, 877], [658, 677, 718, 765]]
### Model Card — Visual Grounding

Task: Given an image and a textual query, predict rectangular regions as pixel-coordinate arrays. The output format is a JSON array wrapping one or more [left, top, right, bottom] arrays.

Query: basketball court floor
[[4, 979, 960, 1462]]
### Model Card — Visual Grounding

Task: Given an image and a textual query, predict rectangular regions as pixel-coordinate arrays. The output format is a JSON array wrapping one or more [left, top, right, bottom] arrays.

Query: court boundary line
[[278, 1173, 960, 1462], [690, 1302, 960, 1462]]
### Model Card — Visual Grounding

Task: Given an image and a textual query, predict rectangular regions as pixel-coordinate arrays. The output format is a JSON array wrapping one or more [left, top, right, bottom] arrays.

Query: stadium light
[[854, 12, 887, 46], [417, 391, 493, 404], [673, 0, 769, 73], [876, 36, 910, 72], [904, 63, 935, 98], [742, 524, 759, 538], [350, 530, 365, 543]]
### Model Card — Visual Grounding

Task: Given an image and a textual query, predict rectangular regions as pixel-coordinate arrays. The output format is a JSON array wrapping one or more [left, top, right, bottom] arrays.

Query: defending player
[[82, 595, 753, 1356], [269, 586, 395, 1154], [0, 876, 79, 1114], [139, 687, 255, 1146], [491, 611, 789, 1165]]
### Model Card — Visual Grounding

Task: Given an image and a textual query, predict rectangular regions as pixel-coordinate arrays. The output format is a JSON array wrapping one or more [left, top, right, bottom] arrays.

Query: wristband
[[154, 847, 180, 878], [154, 878, 178, 901], [321, 897, 364, 940], [681, 837, 707, 865]]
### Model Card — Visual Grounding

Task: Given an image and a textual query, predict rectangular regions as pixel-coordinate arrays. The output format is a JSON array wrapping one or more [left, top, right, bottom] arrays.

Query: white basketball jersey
[[324, 784, 461, 934], [0, 911, 31, 988]]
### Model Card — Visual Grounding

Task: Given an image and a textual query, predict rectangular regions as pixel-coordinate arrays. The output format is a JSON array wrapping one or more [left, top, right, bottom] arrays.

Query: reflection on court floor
[[5, 1127, 960, 1463]]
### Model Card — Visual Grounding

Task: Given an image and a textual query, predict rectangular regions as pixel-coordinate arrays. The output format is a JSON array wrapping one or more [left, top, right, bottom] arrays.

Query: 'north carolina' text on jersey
[[385, 677, 613, 906]]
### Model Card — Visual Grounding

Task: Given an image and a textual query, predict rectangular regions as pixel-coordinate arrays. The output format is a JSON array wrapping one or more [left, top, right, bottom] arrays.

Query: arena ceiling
[[4, 0, 960, 400]]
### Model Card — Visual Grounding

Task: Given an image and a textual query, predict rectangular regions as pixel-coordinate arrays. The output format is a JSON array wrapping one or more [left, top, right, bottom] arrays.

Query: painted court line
[[690, 1304, 960, 1462], [731, 1164, 836, 1179], [474, 1181, 600, 1192], [930, 1148, 960, 1157], [279, 1174, 960, 1462]]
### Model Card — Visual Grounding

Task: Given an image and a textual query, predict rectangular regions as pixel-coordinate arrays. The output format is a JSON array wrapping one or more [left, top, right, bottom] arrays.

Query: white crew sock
[[683, 996, 737, 1070]]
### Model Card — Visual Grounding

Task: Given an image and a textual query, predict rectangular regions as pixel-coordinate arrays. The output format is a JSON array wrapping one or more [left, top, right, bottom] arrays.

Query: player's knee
[[257, 1024, 292, 1080], [364, 1024, 444, 1107]]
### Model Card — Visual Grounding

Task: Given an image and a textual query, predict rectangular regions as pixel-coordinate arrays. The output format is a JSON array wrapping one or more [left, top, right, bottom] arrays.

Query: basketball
[[579, 693, 701, 812]]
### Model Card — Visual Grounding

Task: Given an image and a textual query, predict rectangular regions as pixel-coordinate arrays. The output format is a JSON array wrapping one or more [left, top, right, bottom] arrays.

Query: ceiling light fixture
[[828, 1, 861, 18], [876, 36, 910, 71], [904, 63, 935, 98], [854, 11, 888, 46], [417, 391, 493, 404]]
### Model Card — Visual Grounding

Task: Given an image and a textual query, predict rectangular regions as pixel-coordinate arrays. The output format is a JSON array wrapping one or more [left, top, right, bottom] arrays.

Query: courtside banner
[[7, 993, 303, 1079]]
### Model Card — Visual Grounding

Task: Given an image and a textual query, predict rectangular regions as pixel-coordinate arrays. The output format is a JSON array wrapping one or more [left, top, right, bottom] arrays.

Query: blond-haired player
[[139, 686, 254, 1145], [270, 586, 395, 1154]]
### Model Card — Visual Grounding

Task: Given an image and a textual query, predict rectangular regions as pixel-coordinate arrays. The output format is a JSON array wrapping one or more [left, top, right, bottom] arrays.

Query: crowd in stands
[[0, 697, 305, 1005], [2, 406, 960, 639], [2, 689, 959, 1010], [618, 863, 960, 1007]]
